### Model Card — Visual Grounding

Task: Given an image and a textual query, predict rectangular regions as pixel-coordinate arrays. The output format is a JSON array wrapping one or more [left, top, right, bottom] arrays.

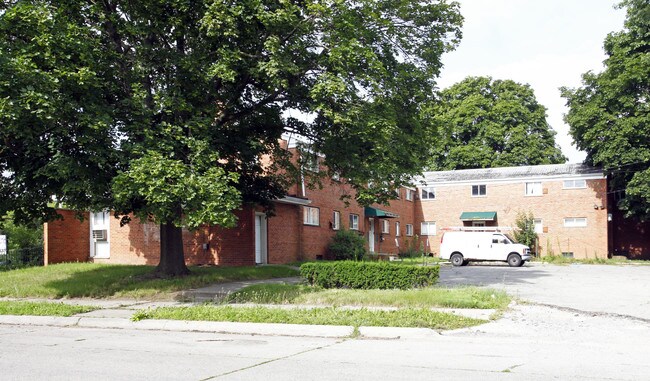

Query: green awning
[[364, 207, 399, 218], [460, 211, 497, 221]]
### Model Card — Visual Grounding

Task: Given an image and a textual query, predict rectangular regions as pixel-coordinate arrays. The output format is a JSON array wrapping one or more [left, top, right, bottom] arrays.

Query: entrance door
[[255, 213, 268, 264], [368, 218, 375, 253]]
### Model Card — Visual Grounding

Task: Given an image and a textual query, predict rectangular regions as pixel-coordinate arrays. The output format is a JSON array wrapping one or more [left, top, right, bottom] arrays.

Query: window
[[405, 189, 414, 201], [331, 172, 340, 181], [525, 182, 542, 196], [472, 184, 486, 197], [349, 214, 359, 230], [302, 152, 319, 172], [395, 188, 401, 198], [405, 224, 413, 236], [382, 220, 390, 234], [421, 187, 436, 200], [303, 206, 319, 226], [332, 211, 340, 230], [534, 218, 543, 234], [395, 222, 400, 236], [564, 217, 587, 228], [472, 221, 485, 227], [563, 179, 587, 189], [420, 221, 436, 236]]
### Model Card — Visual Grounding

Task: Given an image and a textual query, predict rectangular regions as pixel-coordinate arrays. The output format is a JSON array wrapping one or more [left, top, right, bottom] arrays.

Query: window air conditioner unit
[[92, 229, 107, 241]]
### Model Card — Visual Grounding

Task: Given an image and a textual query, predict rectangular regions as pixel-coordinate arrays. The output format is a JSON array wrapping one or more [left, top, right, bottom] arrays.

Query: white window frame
[[563, 179, 587, 189], [420, 221, 437, 236], [332, 211, 341, 230], [395, 222, 400, 236], [405, 189, 414, 201], [534, 218, 543, 234], [395, 188, 401, 199], [564, 217, 587, 228], [405, 224, 413, 236], [525, 182, 542, 196], [421, 187, 436, 200], [303, 206, 319, 226], [302, 151, 320, 173], [381, 219, 390, 234], [349, 214, 359, 230], [471, 184, 487, 197]]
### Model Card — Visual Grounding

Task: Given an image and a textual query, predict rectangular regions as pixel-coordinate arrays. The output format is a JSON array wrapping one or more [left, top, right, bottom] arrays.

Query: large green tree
[[561, 0, 650, 220], [430, 76, 566, 170], [0, 1, 463, 275]]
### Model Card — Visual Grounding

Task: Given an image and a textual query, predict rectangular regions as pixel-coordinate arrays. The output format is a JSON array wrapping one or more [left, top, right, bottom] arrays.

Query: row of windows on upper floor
[[417, 217, 589, 236], [303, 206, 414, 236], [419, 179, 588, 200]]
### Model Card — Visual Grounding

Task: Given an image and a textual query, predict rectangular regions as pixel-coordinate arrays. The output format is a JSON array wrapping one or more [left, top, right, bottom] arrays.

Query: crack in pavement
[[198, 339, 349, 380], [525, 301, 650, 324]]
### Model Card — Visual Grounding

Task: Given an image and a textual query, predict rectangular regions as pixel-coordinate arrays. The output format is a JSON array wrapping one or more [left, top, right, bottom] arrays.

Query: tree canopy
[[0, 0, 463, 274], [561, 0, 650, 220], [429, 76, 566, 170]]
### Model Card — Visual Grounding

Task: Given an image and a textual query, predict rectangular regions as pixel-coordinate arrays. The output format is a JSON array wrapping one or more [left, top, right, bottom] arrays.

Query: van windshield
[[504, 234, 516, 244]]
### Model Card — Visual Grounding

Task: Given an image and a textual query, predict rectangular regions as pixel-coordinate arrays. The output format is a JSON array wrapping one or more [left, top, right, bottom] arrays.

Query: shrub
[[329, 229, 366, 261], [514, 211, 538, 253], [398, 234, 424, 258], [300, 261, 439, 290]]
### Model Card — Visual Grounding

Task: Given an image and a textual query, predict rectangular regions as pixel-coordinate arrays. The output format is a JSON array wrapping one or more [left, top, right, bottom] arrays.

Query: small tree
[[514, 211, 537, 253], [329, 229, 366, 261]]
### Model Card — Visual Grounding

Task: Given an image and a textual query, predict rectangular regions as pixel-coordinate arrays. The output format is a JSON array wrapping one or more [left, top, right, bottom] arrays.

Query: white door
[[368, 218, 375, 253], [255, 214, 267, 264], [90, 211, 110, 259]]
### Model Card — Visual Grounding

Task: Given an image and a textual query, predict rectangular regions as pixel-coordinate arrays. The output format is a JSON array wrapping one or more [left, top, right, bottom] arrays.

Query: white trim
[[275, 196, 312, 206], [418, 172, 605, 188]]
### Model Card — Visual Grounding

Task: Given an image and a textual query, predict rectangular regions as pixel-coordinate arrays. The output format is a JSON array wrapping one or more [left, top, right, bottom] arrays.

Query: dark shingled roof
[[419, 163, 604, 184]]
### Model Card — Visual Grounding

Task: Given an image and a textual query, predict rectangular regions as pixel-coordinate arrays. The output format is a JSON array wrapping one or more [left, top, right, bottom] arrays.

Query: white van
[[439, 231, 531, 267]]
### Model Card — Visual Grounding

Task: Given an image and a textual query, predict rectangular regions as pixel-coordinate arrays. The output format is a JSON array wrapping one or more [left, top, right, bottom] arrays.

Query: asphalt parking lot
[[438, 263, 650, 321]]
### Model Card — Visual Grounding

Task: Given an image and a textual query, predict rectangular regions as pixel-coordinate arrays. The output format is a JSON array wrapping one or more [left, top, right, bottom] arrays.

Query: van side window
[[492, 235, 505, 244]]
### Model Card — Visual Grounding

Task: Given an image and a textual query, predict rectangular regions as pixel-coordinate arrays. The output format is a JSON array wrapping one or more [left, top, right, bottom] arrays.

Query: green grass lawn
[[0, 263, 299, 299], [226, 284, 510, 309], [0, 300, 97, 316], [132, 305, 485, 330]]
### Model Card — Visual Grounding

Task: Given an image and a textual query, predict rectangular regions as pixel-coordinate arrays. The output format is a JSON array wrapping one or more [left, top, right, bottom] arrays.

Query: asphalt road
[[1, 264, 649, 380], [439, 263, 650, 321]]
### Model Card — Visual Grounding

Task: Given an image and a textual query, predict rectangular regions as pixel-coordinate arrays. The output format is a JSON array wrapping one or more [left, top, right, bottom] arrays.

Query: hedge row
[[300, 261, 439, 290]]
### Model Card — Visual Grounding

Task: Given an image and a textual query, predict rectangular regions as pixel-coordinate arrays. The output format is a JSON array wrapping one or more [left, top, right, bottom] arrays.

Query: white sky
[[437, 0, 627, 163]]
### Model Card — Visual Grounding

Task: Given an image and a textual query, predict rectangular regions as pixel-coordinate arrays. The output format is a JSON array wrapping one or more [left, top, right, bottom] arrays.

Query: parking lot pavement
[[438, 263, 650, 321]]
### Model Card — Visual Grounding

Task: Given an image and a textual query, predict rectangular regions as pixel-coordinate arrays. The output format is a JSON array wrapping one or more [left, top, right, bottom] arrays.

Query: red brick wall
[[89, 208, 256, 267], [267, 203, 301, 263], [44, 210, 90, 265], [417, 178, 609, 259]]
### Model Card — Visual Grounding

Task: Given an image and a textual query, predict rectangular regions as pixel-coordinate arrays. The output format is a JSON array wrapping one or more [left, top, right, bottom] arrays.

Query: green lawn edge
[[132, 305, 486, 330], [0, 300, 98, 317]]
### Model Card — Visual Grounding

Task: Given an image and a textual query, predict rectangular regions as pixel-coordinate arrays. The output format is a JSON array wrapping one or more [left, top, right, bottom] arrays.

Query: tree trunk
[[156, 222, 190, 277]]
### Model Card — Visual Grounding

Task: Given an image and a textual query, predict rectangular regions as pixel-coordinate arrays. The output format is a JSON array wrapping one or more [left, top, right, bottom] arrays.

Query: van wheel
[[450, 253, 464, 267], [507, 253, 522, 267], [462, 260, 469, 266]]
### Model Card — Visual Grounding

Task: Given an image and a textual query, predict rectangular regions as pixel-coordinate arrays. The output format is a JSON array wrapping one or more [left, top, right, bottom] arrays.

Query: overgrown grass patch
[[227, 284, 510, 310], [0, 300, 97, 317], [132, 305, 485, 330], [0, 263, 299, 299], [533, 256, 650, 265]]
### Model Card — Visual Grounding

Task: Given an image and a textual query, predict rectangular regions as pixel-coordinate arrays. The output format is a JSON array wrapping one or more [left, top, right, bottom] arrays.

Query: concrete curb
[[0, 315, 445, 339]]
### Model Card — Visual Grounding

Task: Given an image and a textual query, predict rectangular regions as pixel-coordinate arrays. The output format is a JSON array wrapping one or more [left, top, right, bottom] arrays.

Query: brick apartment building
[[43, 145, 648, 266], [415, 164, 609, 259]]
